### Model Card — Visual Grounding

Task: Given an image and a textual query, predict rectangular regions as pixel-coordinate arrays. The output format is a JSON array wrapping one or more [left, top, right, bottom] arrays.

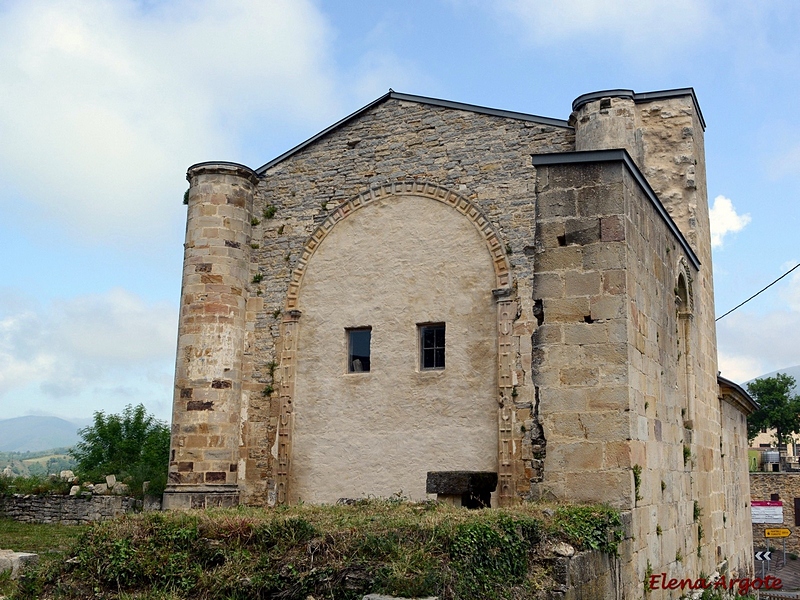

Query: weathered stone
[[0, 550, 39, 579], [112, 483, 130, 496], [59, 470, 74, 480], [105, 474, 116, 488], [69, 485, 80, 496], [553, 542, 575, 557], [93, 483, 108, 495]]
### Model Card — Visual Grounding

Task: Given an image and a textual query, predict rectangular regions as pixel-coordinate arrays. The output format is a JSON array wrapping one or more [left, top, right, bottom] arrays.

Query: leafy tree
[[747, 373, 800, 446], [71, 404, 170, 497]]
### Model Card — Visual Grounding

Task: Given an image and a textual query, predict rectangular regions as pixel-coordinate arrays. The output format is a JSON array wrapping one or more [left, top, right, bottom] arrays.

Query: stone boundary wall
[[751, 473, 800, 555], [547, 549, 620, 599], [0, 494, 152, 525]]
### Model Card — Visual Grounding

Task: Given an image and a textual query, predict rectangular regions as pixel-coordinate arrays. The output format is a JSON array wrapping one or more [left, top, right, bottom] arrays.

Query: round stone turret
[[163, 161, 258, 510], [570, 90, 644, 167]]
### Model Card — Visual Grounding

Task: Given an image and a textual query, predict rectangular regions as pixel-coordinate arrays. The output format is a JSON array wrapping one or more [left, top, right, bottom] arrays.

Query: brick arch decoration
[[271, 180, 517, 506], [283, 180, 512, 311]]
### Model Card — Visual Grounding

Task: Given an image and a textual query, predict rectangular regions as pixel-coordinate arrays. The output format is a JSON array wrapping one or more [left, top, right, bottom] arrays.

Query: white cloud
[[0, 288, 177, 418], [709, 195, 751, 248], [0, 0, 340, 245], [496, 0, 712, 50], [717, 307, 800, 384]]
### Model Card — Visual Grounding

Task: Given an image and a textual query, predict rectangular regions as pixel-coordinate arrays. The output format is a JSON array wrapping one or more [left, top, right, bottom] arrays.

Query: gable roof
[[255, 91, 572, 175]]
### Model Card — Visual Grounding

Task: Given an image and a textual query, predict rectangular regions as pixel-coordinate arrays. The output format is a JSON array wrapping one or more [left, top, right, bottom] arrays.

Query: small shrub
[[263, 205, 277, 219]]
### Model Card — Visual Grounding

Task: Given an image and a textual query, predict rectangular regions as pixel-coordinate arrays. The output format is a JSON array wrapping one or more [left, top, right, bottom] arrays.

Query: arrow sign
[[755, 551, 772, 561], [765, 528, 792, 538]]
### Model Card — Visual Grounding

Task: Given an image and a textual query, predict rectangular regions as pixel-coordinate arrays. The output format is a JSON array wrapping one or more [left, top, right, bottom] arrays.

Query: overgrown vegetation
[[0, 518, 88, 597], [9, 500, 624, 600], [0, 475, 71, 497], [70, 404, 169, 498]]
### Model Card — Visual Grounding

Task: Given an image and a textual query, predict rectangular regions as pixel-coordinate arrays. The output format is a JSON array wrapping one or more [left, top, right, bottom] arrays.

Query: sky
[[0, 0, 798, 423]]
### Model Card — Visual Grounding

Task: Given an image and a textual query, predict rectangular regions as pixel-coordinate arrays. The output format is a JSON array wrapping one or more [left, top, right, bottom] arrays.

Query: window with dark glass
[[419, 323, 445, 370], [347, 328, 371, 372]]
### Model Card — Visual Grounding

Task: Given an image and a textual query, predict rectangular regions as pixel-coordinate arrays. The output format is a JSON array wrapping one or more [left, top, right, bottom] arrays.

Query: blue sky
[[1, 0, 798, 422]]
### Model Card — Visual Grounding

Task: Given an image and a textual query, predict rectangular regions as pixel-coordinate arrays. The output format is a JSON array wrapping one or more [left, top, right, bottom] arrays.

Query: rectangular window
[[347, 328, 371, 372], [419, 323, 445, 370]]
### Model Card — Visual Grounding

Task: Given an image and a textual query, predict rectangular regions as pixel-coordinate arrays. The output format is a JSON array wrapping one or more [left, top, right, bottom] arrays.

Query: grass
[[0, 519, 88, 596], [5, 500, 623, 600], [0, 518, 86, 554]]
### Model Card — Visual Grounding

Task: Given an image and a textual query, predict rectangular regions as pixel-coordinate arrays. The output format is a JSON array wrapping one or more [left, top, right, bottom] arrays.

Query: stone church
[[164, 88, 757, 595]]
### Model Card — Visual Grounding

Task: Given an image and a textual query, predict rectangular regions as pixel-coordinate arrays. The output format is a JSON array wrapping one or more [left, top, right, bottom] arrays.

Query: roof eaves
[[256, 91, 572, 175], [388, 92, 572, 129], [718, 375, 759, 414], [531, 149, 701, 270]]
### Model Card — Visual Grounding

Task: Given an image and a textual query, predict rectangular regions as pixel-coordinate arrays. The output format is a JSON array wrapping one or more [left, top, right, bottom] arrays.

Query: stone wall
[[0, 494, 142, 525], [751, 473, 800, 555], [529, 149, 753, 597], [243, 98, 574, 506]]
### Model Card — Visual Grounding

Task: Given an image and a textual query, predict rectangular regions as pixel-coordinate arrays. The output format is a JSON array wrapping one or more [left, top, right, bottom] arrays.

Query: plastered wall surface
[[289, 195, 498, 503]]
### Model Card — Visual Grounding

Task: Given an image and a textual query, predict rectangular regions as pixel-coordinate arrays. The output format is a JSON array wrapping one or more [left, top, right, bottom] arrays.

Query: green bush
[[70, 404, 169, 498]]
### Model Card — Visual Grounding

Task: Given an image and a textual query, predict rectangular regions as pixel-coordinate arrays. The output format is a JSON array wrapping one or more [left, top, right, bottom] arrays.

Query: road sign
[[765, 528, 792, 538], [752, 500, 784, 523], [755, 550, 772, 561]]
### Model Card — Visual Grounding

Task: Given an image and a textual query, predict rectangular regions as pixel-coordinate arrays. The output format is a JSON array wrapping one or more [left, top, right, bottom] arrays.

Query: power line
[[716, 263, 800, 321]]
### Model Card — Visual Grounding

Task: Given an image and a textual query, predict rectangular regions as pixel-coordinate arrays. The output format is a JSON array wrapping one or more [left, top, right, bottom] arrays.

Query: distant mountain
[[0, 416, 82, 452], [746, 365, 800, 390]]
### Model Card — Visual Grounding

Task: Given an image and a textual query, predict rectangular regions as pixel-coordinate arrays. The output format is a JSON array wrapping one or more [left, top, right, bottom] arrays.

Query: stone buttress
[[162, 162, 257, 510]]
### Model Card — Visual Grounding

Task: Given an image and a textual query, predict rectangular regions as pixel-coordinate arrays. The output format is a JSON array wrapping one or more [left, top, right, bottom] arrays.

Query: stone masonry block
[[564, 271, 602, 297], [581, 411, 631, 442], [559, 367, 599, 387], [576, 182, 624, 216], [541, 388, 589, 412], [532, 272, 564, 299], [601, 215, 625, 241], [590, 296, 625, 320], [532, 323, 562, 345], [542, 297, 590, 323], [537, 188, 577, 218], [582, 243, 626, 271], [603, 441, 632, 469], [536, 246, 583, 272], [587, 386, 629, 410], [564, 218, 600, 245], [563, 322, 608, 345], [547, 442, 604, 471], [602, 269, 627, 295], [536, 221, 566, 248], [563, 469, 631, 508]]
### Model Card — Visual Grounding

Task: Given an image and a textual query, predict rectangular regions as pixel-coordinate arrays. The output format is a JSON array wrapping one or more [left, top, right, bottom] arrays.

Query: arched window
[[676, 272, 695, 428]]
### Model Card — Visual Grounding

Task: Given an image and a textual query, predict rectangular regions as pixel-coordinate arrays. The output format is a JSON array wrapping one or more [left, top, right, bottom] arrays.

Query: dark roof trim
[[718, 375, 760, 414], [572, 88, 705, 131], [388, 92, 572, 129], [531, 149, 701, 270], [256, 91, 572, 174], [186, 161, 259, 183]]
